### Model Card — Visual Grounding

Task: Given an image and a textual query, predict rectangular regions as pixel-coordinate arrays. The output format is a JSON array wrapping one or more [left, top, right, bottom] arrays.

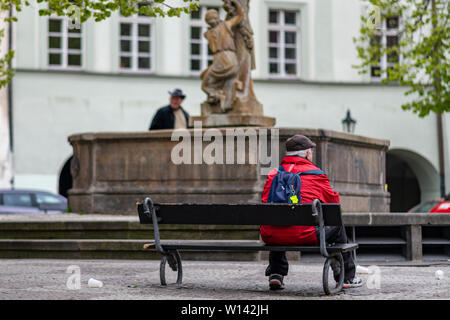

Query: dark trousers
[[265, 226, 356, 282]]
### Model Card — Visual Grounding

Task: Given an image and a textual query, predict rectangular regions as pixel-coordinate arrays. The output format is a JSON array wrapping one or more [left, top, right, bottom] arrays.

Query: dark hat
[[168, 88, 186, 99], [285, 135, 316, 151]]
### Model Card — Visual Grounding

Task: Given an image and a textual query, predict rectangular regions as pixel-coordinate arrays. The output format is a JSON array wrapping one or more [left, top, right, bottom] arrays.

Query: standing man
[[261, 134, 362, 291], [149, 89, 190, 130]]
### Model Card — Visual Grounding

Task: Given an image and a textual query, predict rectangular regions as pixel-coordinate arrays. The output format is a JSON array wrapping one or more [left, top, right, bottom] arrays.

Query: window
[[36, 193, 63, 205], [370, 16, 400, 80], [119, 4, 154, 72], [268, 9, 300, 78], [3, 193, 33, 207], [48, 17, 83, 69], [189, 6, 226, 74]]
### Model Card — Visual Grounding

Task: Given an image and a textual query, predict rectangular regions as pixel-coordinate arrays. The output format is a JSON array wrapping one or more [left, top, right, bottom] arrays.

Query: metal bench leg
[[322, 252, 345, 295], [159, 250, 183, 286], [351, 226, 357, 263]]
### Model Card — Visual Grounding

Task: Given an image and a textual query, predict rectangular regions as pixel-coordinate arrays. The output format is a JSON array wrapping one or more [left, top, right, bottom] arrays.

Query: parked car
[[0, 189, 67, 214], [408, 195, 450, 213]]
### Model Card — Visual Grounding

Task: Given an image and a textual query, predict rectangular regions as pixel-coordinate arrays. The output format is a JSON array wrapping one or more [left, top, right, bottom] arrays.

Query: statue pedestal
[[190, 114, 276, 128], [194, 93, 275, 128]]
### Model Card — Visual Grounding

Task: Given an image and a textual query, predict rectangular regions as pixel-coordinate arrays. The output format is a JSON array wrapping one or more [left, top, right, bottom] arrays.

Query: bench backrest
[[137, 203, 343, 227]]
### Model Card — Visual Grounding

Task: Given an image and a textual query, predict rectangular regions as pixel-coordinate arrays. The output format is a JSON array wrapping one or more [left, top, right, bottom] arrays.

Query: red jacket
[[260, 156, 340, 245]]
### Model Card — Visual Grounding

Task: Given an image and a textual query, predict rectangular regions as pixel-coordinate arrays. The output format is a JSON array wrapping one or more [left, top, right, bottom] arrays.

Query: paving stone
[[0, 259, 448, 300]]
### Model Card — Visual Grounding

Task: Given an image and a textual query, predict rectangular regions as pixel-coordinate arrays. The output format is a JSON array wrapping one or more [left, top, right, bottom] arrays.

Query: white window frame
[[267, 9, 300, 79], [370, 15, 401, 82], [47, 17, 84, 70], [189, 5, 226, 75], [119, 11, 155, 73]]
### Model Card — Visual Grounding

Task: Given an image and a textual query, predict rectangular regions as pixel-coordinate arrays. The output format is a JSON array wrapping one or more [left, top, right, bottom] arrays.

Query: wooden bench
[[137, 197, 358, 295]]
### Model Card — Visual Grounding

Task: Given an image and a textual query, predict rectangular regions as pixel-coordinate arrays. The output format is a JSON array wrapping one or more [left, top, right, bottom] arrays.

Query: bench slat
[[138, 203, 343, 226], [144, 240, 358, 253]]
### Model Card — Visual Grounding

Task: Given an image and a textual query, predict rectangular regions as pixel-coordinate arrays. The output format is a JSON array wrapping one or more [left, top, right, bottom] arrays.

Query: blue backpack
[[267, 165, 325, 204]]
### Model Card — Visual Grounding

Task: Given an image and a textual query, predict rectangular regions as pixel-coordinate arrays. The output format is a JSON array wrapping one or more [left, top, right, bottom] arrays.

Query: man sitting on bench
[[261, 134, 362, 290]]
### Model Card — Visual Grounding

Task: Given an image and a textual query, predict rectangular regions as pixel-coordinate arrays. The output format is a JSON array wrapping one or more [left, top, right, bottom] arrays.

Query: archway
[[386, 149, 440, 212], [58, 156, 73, 198], [386, 153, 420, 211]]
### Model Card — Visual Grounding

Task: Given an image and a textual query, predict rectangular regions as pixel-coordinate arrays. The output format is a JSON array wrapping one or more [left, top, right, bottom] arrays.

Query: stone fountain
[[68, 0, 390, 215]]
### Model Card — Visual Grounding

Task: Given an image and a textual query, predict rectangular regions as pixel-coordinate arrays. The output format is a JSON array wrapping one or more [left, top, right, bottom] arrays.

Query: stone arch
[[58, 155, 73, 198], [387, 148, 440, 211]]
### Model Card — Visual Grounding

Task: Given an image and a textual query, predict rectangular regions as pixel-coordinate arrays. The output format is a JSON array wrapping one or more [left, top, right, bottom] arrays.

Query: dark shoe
[[268, 274, 285, 291], [342, 277, 363, 289]]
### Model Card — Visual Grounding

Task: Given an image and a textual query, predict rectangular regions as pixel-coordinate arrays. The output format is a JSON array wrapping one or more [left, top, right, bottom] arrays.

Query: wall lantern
[[342, 109, 356, 133]]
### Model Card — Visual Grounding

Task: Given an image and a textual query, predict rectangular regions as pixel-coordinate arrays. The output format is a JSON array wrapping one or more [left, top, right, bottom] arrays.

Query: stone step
[[0, 239, 261, 261], [0, 214, 259, 240], [1, 213, 448, 261], [0, 214, 260, 260]]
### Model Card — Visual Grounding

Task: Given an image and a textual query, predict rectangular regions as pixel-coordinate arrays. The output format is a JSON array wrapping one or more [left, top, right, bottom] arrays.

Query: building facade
[[0, 12, 12, 189], [7, 0, 450, 211]]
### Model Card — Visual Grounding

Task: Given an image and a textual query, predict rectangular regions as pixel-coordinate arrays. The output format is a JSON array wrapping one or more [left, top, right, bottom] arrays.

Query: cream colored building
[[5, 0, 450, 211]]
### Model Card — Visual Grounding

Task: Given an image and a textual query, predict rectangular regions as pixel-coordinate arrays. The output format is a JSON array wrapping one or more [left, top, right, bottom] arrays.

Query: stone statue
[[201, 0, 261, 114], [201, 0, 243, 113], [223, 0, 256, 77], [194, 0, 275, 127]]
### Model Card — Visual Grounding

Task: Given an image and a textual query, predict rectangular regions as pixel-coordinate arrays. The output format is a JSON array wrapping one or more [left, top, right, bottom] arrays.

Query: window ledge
[[14, 68, 409, 87]]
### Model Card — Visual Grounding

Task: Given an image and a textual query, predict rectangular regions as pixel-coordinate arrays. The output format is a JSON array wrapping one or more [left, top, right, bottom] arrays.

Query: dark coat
[[149, 105, 190, 130]]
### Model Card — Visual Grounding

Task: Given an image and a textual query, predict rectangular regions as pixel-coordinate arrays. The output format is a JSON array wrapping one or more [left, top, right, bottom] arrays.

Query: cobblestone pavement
[[0, 259, 449, 300]]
